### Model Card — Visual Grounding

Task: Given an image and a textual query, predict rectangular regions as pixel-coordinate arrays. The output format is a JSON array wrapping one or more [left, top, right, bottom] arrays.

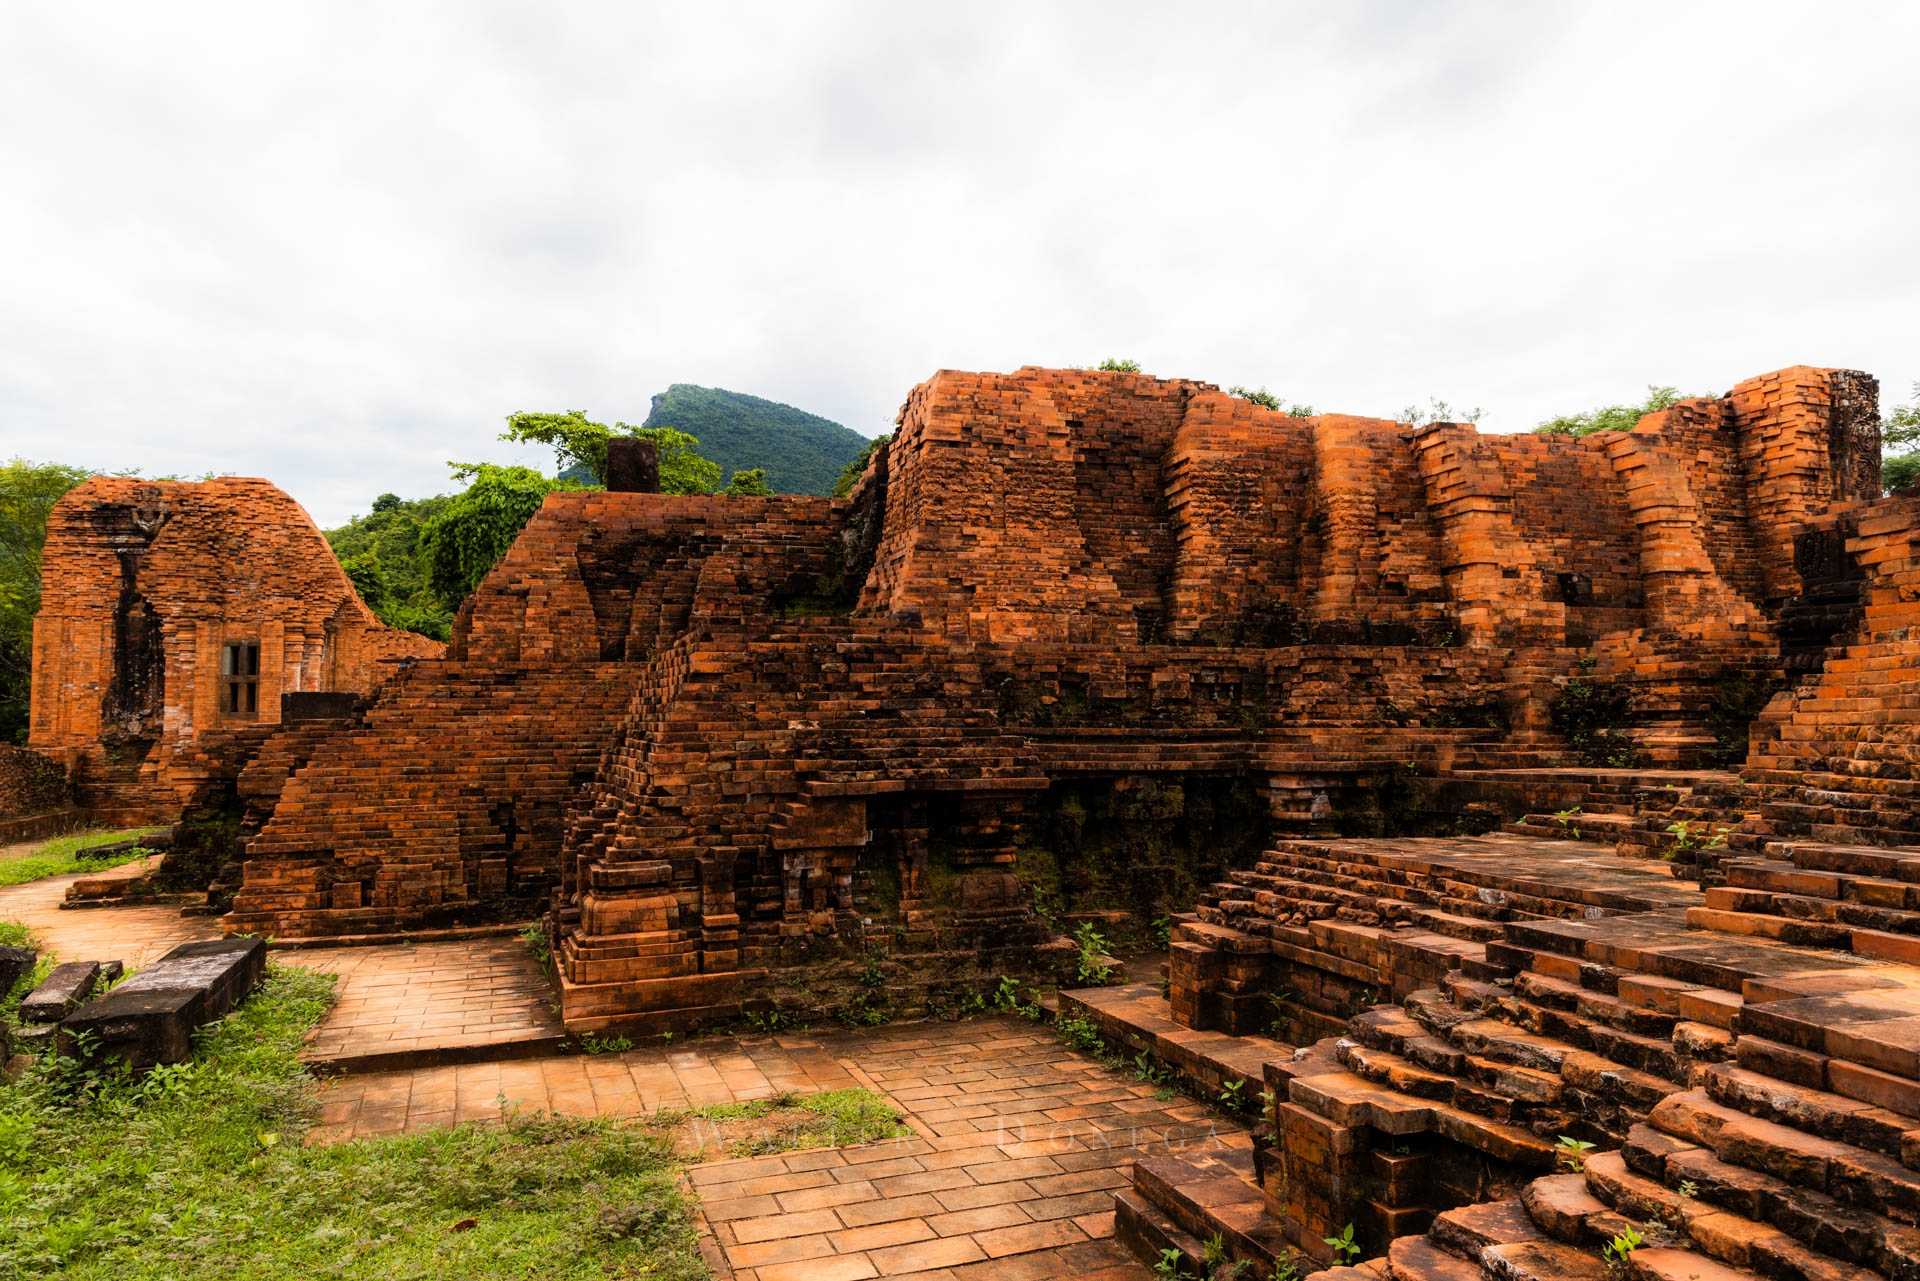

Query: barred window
[[221, 641, 260, 717]]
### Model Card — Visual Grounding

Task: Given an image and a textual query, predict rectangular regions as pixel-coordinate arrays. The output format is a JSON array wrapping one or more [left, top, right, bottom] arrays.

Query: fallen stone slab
[[58, 937, 266, 1069], [20, 960, 101, 1023]]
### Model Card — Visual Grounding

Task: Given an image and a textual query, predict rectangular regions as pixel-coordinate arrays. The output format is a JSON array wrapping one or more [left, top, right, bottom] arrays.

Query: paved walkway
[[290, 935, 564, 1068], [319, 1017, 1245, 1279], [0, 859, 218, 966], [0, 867, 558, 1068]]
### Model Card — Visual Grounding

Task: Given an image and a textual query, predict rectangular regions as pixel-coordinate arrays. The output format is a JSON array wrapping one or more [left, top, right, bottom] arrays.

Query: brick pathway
[[0, 859, 216, 966], [290, 935, 564, 1069], [0, 868, 562, 1070], [318, 1018, 1246, 1279]]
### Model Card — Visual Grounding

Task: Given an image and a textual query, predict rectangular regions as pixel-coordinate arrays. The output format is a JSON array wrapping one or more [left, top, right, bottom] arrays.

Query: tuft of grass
[[0, 828, 161, 888], [650, 1087, 910, 1158], [0, 964, 709, 1280]]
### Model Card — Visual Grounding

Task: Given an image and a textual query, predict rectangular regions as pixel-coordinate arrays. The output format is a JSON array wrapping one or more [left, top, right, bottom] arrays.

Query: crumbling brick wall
[[30, 476, 441, 821], [0, 744, 70, 819], [118, 362, 1887, 1033]]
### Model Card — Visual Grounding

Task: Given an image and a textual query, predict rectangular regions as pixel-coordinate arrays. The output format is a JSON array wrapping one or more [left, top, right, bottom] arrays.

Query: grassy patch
[[0, 828, 161, 888], [0, 942, 908, 1280], [652, 1088, 911, 1159], [0, 965, 709, 1280]]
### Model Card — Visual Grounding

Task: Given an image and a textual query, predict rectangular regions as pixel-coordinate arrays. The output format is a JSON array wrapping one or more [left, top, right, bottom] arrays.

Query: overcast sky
[[3, 3, 1915, 528]]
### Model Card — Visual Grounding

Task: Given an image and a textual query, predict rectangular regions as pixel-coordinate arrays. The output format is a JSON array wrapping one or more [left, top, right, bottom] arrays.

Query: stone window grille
[[222, 640, 260, 717]]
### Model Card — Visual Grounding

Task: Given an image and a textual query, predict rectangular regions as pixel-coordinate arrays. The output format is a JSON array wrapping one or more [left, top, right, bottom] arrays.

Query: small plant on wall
[[1550, 659, 1644, 768]]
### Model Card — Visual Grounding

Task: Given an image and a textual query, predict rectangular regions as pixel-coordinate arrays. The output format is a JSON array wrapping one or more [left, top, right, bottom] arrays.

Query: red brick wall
[[30, 476, 441, 819]]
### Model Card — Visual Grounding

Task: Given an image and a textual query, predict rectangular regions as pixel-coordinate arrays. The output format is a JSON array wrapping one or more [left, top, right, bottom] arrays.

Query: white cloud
[[2, 1, 1915, 526]]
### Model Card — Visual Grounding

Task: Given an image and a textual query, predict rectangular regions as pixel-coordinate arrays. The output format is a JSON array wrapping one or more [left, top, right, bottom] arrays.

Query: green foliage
[[1, 459, 93, 742], [1055, 1014, 1105, 1054], [639, 385, 871, 495], [1556, 1134, 1596, 1173], [1155, 1246, 1190, 1278], [578, 1033, 634, 1055], [0, 828, 160, 888], [418, 464, 576, 610], [1535, 385, 1700, 437], [1096, 357, 1142, 373], [501, 410, 617, 485], [833, 434, 891, 498], [1203, 1232, 1228, 1268], [1663, 820, 1729, 862], [324, 491, 455, 640], [1603, 1224, 1645, 1266], [1217, 1077, 1248, 1111], [722, 467, 771, 497], [1324, 1222, 1363, 1264], [1549, 661, 1644, 768], [0, 961, 824, 1278], [1401, 397, 1485, 426], [1073, 920, 1114, 986], [1271, 1248, 1303, 1281], [1885, 384, 1920, 494], [1228, 386, 1314, 417]]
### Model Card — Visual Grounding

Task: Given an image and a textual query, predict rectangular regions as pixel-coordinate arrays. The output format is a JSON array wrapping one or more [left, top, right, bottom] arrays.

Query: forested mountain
[[639, 385, 872, 495]]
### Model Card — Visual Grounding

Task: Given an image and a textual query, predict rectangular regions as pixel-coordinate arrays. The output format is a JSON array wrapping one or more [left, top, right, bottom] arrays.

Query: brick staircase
[[1491, 768, 1754, 872], [1107, 819, 1920, 1281]]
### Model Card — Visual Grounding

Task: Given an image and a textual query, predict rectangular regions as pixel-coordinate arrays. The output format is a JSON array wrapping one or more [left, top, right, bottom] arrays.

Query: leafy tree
[[1534, 385, 1702, 436], [833, 435, 891, 498], [1884, 384, 1920, 494], [502, 412, 723, 494], [722, 467, 771, 497], [1229, 386, 1315, 417], [1, 460, 93, 742], [418, 464, 578, 611], [325, 491, 455, 640], [1096, 357, 1142, 373], [1402, 397, 1486, 426]]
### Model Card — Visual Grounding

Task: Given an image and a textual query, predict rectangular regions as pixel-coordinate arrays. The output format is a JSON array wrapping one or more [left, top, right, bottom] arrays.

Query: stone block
[[59, 937, 267, 1069]]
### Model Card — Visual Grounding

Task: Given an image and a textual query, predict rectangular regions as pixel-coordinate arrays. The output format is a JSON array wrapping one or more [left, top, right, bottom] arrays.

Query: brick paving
[[0, 869, 562, 1070], [315, 1017, 1246, 1279], [0, 859, 216, 966], [290, 935, 564, 1069]]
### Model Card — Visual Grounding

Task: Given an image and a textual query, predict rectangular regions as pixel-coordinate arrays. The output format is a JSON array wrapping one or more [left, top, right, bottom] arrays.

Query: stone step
[[1772, 843, 1920, 886], [1709, 883, 1920, 938], [1129, 1151, 1297, 1273], [1648, 1089, 1920, 1224], [1582, 1148, 1883, 1281], [1285, 1068, 1558, 1168]]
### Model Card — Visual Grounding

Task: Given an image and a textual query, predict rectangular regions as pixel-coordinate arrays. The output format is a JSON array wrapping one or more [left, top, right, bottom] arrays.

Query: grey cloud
[[1, 1, 1914, 528]]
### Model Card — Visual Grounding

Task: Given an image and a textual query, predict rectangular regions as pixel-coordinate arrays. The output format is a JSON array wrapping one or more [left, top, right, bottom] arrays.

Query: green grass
[[0, 828, 160, 888], [0, 946, 909, 1280], [653, 1088, 911, 1158]]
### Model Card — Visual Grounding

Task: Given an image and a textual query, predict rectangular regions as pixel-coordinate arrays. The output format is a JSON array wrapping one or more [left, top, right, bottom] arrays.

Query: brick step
[[1500, 913, 1878, 998], [1771, 843, 1920, 884], [1709, 882, 1920, 938], [1283, 1067, 1559, 1169], [1578, 1148, 1884, 1281], [1513, 970, 1685, 1039], [1649, 1089, 1920, 1228], [1686, 906, 1920, 963], [1113, 1187, 1211, 1277], [1335, 1040, 1569, 1127], [1699, 1063, 1920, 1168], [1129, 1151, 1299, 1273]]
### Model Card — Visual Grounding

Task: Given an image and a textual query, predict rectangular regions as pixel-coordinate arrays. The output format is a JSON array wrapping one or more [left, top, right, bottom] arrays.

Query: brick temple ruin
[[20, 360, 1920, 1281]]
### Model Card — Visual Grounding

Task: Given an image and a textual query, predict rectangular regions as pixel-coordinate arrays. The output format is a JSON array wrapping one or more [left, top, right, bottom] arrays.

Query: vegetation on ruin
[[1548, 661, 1644, 768], [1096, 357, 1142, 372], [0, 460, 93, 743], [1401, 397, 1485, 426], [832, 432, 891, 497], [1228, 385, 1315, 417], [0, 828, 159, 888], [1533, 385, 1699, 436], [1886, 383, 1920, 494]]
